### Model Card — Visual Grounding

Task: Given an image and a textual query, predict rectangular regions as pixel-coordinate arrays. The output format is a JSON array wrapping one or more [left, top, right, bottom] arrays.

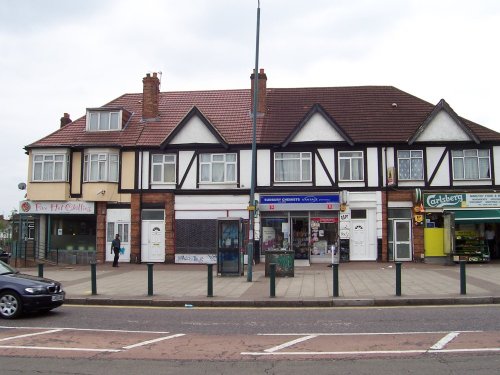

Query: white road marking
[[0, 345, 121, 352], [264, 335, 317, 353], [0, 326, 171, 334], [430, 331, 461, 350], [123, 334, 185, 349], [259, 330, 481, 336], [243, 348, 500, 356], [0, 329, 63, 342]]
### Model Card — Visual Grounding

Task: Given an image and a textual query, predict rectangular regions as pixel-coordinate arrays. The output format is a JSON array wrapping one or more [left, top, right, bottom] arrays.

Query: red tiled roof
[[27, 85, 500, 149]]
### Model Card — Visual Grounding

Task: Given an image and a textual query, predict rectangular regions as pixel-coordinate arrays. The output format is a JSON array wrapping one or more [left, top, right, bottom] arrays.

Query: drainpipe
[[384, 147, 389, 262]]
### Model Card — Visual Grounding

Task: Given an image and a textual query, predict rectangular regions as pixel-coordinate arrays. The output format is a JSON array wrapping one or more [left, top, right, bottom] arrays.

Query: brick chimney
[[60, 113, 72, 128], [250, 68, 267, 115], [142, 72, 160, 120]]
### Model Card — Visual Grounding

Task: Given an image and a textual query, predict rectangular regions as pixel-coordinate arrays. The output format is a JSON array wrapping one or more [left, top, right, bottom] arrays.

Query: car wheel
[[0, 290, 23, 319]]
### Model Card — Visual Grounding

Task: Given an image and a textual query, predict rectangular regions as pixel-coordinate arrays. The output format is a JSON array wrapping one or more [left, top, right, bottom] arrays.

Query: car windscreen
[[0, 260, 16, 275]]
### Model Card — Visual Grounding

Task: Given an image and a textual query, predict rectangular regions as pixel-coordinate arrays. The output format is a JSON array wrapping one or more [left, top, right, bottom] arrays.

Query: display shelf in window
[[454, 231, 490, 263]]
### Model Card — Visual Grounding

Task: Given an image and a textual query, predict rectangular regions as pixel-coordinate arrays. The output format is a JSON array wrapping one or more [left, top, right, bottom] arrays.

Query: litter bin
[[0, 251, 10, 264], [265, 250, 294, 277]]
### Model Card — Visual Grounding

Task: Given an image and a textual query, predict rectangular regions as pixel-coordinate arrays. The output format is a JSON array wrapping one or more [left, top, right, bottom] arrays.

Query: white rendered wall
[[141, 151, 149, 189], [291, 112, 345, 143], [367, 147, 379, 187], [316, 149, 335, 186], [178, 151, 197, 189], [416, 111, 471, 142], [426, 147, 450, 186], [257, 149, 271, 186], [239, 150, 252, 189], [169, 116, 219, 144]]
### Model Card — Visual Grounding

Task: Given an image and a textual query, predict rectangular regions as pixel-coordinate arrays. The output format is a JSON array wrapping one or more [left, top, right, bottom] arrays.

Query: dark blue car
[[0, 260, 65, 319]]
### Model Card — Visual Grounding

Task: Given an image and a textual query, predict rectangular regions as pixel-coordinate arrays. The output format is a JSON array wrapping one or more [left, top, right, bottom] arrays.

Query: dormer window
[[86, 109, 122, 131]]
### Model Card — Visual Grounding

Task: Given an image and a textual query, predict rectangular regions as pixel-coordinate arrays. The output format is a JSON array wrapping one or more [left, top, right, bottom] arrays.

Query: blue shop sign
[[259, 194, 340, 211]]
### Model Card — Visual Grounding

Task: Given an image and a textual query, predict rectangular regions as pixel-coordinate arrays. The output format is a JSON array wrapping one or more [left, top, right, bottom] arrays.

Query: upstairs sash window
[[274, 152, 312, 182], [87, 110, 121, 131], [83, 152, 119, 182], [199, 153, 237, 183], [339, 151, 364, 181], [32, 153, 69, 182], [398, 150, 423, 180], [452, 149, 491, 180], [152, 154, 176, 183]]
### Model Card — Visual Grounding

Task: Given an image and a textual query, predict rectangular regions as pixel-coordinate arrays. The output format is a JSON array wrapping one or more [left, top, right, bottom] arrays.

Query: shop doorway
[[291, 217, 309, 261], [141, 209, 165, 262], [394, 219, 412, 261]]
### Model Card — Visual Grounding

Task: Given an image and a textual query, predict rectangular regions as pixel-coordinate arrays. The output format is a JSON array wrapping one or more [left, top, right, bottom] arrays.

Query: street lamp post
[[247, 0, 261, 282]]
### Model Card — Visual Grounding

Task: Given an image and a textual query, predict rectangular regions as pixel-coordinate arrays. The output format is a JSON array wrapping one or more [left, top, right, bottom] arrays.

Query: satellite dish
[[18, 182, 26, 190]]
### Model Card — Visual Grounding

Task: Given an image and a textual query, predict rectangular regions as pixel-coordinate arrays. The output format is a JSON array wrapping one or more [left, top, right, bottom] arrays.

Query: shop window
[[274, 152, 312, 182], [452, 149, 490, 180], [338, 151, 364, 181], [397, 150, 423, 180], [310, 217, 338, 257], [425, 213, 444, 228], [199, 153, 237, 183], [261, 217, 289, 251], [50, 216, 96, 251]]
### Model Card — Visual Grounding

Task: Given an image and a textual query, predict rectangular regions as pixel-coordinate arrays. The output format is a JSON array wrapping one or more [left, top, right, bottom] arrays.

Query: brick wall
[[385, 189, 424, 261], [96, 202, 107, 263], [142, 73, 159, 120], [130, 192, 175, 263]]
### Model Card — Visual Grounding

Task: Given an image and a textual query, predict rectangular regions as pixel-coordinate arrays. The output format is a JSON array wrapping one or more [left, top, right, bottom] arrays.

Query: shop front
[[259, 194, 340, 264], [423, 192, 500, 262], [19, 200, 96, 263]]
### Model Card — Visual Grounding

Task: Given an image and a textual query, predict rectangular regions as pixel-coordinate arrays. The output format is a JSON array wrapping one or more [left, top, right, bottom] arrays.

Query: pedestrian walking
[[111, 234, 121, 267]]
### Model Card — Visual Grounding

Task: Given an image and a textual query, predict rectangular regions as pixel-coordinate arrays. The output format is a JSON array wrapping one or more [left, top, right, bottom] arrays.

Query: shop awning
[[452, 209, 500, 223]]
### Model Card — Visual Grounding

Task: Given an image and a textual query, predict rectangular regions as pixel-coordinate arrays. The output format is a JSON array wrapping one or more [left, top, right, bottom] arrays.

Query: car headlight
[[25, 286, 46, 294]]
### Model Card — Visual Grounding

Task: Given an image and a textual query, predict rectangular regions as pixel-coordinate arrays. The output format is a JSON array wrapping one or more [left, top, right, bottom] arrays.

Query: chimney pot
[[142, 72, 160, 120], [250, 69, 267, 115], [60, 113, 72, 128]]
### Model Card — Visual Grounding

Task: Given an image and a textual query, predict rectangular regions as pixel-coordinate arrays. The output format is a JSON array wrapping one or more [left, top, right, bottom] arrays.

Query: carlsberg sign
[[424, 193, 500, 209], [425, 194, 465, 208]]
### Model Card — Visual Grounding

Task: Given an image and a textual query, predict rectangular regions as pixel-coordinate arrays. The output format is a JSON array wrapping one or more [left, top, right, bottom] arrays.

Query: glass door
[[394, 219, 412, 261], [291, 217, 309, 260]]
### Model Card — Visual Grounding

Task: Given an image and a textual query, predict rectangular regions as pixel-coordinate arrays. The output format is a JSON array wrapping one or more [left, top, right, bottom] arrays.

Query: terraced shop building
[[21, 70, 500, 266]]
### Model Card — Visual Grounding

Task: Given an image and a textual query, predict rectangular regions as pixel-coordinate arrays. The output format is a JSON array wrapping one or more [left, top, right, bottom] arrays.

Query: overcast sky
[[1, 0, 500, 217]]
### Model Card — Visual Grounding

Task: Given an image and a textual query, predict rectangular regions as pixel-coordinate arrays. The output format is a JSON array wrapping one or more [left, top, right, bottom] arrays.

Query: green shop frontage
[[423, 192, 500, 263]]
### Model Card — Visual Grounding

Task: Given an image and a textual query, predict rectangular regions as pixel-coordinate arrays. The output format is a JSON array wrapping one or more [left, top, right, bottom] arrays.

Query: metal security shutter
[[175, 219, 217, 254]]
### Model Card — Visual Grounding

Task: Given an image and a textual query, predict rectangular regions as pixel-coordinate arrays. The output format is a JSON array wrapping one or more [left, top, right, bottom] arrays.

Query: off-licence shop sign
[[424, 193, 500, 209], [259, 194, 340, 211]]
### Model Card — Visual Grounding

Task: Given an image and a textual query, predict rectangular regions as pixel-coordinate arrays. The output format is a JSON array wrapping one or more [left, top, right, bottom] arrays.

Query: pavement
[[18, 260, 500, 308]]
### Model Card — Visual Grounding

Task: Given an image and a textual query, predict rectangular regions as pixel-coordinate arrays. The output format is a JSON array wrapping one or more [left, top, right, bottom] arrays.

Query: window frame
[[451, 149, 491, 180], [86, 110, 122, 132], [32, 152, 69, 182], [274, 152, 312, 183], [397, 150, 424, 181], [199, 153, 237, 183], [151, 154, 177, 184], [338, 151, 364, 181], [83, 152, 120, 182]]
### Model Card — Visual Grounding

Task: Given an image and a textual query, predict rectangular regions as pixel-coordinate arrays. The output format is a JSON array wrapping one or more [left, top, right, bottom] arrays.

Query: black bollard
[[207, 264, 213, 297], [147, 263, 154, 296], [332, 263, 339, 297], [270, 263, 276, 298], [396, 262, 402, 297], [460, 260, 467, 295], [38, 263, 44, 278], [91, 262, 97, 295]]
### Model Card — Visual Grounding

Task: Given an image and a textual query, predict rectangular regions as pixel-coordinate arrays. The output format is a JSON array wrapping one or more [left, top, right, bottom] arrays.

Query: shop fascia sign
[[424, 193, 500, 209], [259, 194, 340, 211], [19, 200, 95, 215]]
